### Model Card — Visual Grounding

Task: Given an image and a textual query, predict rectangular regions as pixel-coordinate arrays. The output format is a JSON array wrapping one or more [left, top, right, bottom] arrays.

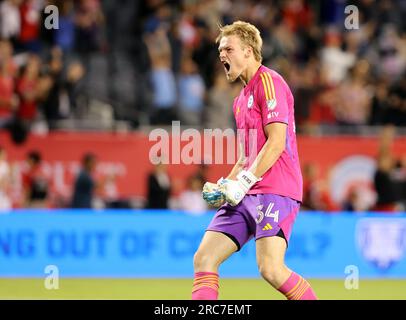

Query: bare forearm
[[248, 139, 284, 178]]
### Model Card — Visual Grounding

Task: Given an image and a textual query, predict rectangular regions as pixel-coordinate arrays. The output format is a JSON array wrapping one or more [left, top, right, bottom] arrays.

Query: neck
[[239, 60, 262, 86]]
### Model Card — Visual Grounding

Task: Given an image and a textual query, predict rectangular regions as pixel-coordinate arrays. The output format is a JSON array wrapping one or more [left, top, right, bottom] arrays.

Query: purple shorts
[[207, 194, 300, 250]]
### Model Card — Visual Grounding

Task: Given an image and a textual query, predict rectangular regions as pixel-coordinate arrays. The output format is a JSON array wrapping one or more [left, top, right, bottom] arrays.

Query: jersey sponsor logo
[[248, 95, 254, 108], [267, 98, 277, 110], [267, 111, 279, 119], [262, 223, 273, 231], [236, 106, 240, 115]]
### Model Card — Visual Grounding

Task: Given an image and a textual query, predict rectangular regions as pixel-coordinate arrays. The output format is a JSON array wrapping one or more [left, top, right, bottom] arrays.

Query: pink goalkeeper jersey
[[233, 65, 303, 202]]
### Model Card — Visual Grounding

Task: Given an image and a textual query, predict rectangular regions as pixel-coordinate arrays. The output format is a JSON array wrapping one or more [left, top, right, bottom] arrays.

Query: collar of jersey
[[244, 65, 264, 93]]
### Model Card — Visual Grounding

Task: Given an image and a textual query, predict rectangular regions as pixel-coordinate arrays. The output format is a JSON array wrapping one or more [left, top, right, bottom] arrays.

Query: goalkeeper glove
[[219, 170, 260, 206], [202, 179, 227, 208]]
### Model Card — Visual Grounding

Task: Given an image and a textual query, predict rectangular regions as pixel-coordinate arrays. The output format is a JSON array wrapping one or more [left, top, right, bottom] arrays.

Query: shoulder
[[257, 67, 289, 89], [254, 67, 289, 99]]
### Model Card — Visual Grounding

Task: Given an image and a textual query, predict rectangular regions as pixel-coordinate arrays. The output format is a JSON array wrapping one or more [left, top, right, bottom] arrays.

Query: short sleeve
[[256, 72, 289, 127]]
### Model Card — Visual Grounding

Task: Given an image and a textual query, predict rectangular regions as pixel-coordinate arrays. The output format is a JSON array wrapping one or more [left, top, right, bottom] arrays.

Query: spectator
[[369, 78, 389, 126], [0, 0, 22, 43], [0, 146, 12, 211], [373, 151, 399, 212], [144, 25, 178, 125], [302, 162, 338, 211], [18, 0, 41, 53], [383, 74, 406, 126], [54, 0, 75, 54], [146, 162, 171, 209], [65, 60, 86, 117], [178, 175, 207, 215], [71, 152, 97, 208], [320, 29, 355, 86], [0, 41, 18, 128], [41, 46, 64, 129], [178, 55, 205, 126], [334, 61, 372, 127], [21, 150, 49, 208], [74, 0, 104, 55], [205, 69, 237, 129], [15, 55, 41, 123]]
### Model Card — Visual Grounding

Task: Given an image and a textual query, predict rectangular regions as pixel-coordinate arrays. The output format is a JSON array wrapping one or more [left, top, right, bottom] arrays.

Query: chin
[[226, 73, 237, 82]]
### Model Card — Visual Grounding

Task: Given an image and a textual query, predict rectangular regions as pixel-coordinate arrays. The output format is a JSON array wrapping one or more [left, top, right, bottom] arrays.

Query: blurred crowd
[[0, 0, 404, 135], [137, 0, 406, 132], [0, 145, 119, 210], [0, 0, 103, 140]]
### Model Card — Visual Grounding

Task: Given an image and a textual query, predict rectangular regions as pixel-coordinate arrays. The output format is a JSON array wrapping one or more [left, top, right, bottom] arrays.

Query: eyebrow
[[218, 45, 231, 52]]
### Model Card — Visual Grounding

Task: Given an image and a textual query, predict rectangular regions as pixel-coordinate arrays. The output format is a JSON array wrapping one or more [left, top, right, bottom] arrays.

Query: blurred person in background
[[383, 73, 406, 127], [373, 151, 399, 212], [302, 162, 338, 212], [18, 0, 41, 53], [0, 0, 22, 45], [15, 54, 41, 124], [53, 0, 75, 55], [65, 60, 86, 118], [369, 78, 390, 126], [373, 126, 401, 212], [74, 0, 104, 57], [320, 28, 355, 87], [376, 24, 405, 82], [341, 185, 373, 212], [145, 162, 171, 209], [144, 24, 177, 125], [205, 69, 237, 129], [178, 55, 205, 126], [334, 60, 372, 129], [40, 46, 64, 129], [0, 146, 12, 211], [21, 150, 49, 208], [392, 154, 406, 210], [71, 152, 97, 209], [0, 41, 18, 128], [178, 175, 207, 215]]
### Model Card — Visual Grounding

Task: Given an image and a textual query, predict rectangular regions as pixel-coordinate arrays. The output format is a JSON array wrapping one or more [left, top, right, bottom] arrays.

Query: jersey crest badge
[[267, 99, 277, 110], [248, 95, 254, 108]]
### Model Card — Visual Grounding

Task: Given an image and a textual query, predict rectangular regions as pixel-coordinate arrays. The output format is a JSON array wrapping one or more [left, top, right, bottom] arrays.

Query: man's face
[[218, 35, 249, 82]]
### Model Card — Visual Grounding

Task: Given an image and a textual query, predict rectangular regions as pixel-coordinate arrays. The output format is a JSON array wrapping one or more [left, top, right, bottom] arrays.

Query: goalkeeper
[[192, 21, 317, 300]]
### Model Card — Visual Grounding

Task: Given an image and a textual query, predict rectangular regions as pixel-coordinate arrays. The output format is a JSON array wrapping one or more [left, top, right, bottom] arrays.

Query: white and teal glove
[[218, 170, 260, 206], [202, 179, 227, 208]]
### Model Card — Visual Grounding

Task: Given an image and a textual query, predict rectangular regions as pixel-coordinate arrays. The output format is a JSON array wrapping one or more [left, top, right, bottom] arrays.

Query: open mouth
[[223, 62, 231, 72]]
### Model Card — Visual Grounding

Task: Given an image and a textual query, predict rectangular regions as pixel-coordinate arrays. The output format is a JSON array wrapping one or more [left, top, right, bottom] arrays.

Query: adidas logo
[[262, 223, 273, 231]]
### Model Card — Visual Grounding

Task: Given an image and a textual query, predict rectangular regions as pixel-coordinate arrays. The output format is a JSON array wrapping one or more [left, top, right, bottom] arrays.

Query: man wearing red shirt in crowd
[[0, 40, 17, 126], [16, 55, 40, 121], [19, 0, 40, 52]]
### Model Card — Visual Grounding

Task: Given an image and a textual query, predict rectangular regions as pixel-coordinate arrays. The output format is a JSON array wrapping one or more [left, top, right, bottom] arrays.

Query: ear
[[245, 46, 253, 58]]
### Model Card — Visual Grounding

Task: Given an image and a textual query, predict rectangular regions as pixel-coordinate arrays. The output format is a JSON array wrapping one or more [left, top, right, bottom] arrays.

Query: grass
[[0, 278, 405, 300]]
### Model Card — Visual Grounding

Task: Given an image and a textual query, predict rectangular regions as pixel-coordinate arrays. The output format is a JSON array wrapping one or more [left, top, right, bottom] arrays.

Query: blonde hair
[[216, 21, 263, 62]]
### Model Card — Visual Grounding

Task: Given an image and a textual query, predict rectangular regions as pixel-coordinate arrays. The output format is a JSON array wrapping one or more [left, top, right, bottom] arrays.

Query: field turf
[[0, 278, 405, 300]]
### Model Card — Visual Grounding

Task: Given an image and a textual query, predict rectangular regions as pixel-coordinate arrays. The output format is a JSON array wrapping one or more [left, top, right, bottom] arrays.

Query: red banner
[[0, 131, 405, 208]]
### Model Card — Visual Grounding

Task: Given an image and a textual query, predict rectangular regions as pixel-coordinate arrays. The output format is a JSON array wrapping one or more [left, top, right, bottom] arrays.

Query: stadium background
[[0, 0, 405, 299]]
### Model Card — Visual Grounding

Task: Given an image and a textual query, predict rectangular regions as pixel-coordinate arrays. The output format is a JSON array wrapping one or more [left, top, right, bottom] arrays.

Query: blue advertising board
[[0, 210, 405, 278]]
